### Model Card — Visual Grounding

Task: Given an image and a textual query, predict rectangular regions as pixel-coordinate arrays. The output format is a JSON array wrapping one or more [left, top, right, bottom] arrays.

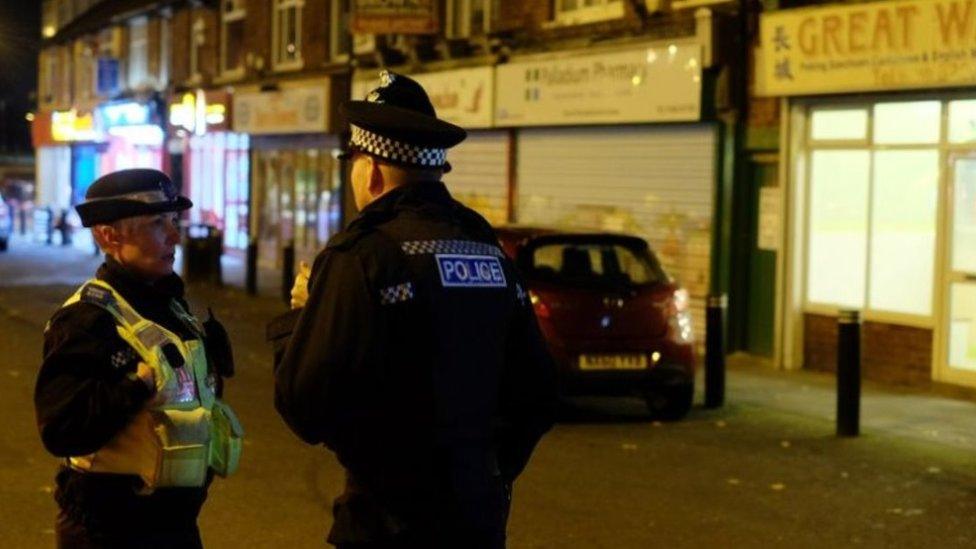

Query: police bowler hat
[[340, 70, 466, 172], [76, 169, 192, 227]]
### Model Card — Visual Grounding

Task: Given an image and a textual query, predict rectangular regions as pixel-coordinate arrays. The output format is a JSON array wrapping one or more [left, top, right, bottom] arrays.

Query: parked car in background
[[495, 226, 696, 420]]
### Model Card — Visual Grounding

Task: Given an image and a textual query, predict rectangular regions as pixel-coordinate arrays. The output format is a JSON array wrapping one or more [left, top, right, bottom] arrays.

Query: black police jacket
[[269, 181, 558, 545], [34, 258, 223, 532]]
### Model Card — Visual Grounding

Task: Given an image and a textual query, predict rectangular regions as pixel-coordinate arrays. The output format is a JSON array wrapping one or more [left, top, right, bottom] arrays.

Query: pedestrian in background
[[34, 168, 243, 548], [269, 71, 558, 549]]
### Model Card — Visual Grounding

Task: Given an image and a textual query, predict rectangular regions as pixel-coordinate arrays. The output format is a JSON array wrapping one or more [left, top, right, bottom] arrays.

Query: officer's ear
[[367, 156, 385, 198], [92, 223, 122, 254]]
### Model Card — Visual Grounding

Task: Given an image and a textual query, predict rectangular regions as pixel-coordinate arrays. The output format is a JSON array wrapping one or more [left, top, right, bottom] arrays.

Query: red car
[[495, 226, 696, 420]]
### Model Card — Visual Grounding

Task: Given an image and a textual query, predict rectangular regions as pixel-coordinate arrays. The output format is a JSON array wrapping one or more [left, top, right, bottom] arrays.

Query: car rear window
[[525, 240, 667, 287]]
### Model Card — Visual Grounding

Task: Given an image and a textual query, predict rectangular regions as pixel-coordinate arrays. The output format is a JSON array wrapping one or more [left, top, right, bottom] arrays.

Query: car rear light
[[668, 288, 694, 344], [529, 291, 551, 319], [672, 288, 690, 313]]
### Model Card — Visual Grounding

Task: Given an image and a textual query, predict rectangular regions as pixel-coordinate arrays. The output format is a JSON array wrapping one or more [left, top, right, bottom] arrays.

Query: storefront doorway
[[939, 155, 976, 385]]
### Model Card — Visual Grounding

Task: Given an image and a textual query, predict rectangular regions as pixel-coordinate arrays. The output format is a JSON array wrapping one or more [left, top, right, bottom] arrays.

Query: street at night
[[7, 0, 976, 547], [2, 238, 976, 548]]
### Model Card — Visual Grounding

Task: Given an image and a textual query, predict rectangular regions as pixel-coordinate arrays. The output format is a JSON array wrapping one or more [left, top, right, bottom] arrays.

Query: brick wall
[[170, 7, 190, 85], [302, 0, 329, 69], [244, 0, 271, 78], [804, 313, 933, 386], [197, 7, 219, 83]]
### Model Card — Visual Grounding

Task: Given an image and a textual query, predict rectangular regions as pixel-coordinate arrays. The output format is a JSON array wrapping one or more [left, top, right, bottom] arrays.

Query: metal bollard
[[836, 309, 861, 437], [282, 241, 296, 305], [704, 293, 727, 409], [246, 238, 258, 296]]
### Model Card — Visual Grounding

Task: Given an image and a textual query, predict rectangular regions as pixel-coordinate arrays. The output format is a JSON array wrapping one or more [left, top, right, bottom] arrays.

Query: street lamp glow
[[42, 25, 55, 38], [25, 112, 35, 122]]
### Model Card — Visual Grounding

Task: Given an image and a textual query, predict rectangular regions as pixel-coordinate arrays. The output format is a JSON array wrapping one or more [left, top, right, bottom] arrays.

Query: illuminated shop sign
[[100, 101, 153, 127], [169, 91, 230, 135], [50, 110, 99, 142]]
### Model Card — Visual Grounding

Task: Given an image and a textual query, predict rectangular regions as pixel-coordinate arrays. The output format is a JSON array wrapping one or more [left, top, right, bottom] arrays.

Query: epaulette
[[79, 283, 117, 309]]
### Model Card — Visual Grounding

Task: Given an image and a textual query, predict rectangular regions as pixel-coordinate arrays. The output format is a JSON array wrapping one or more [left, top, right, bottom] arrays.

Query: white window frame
[[329, 0, 350, 62], [553, 0, 624, 26], [127, 16, 149, 90], [159, 11, 172, 88], [798, 98, 956, 328], [446, 0, 493, 39], [272, 0, 304, 71], [189, 16, 205, 84], [220, 0, 246, 78]]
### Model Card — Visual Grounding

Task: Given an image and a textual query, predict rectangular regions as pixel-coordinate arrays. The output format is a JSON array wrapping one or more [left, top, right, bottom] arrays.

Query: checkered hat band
[[351, 125, 447, 168], [401, 239, 505, 258]]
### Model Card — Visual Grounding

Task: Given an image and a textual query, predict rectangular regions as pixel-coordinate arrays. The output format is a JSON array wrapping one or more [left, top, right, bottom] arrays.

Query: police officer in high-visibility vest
[[269, 71, 558, 548], [34, 168, 243, 548]]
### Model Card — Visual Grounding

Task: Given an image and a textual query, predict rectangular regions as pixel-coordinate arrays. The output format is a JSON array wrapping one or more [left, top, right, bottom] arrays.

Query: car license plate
[[578, 354, 648, 371]]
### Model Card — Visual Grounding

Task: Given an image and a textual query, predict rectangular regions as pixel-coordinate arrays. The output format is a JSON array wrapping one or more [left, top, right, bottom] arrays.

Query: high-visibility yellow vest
[[60, 279, 244, 492]]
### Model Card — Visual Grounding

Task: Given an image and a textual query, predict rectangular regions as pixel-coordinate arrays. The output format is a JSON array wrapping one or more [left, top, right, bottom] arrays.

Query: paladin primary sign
[[757, 0, 976, 96]]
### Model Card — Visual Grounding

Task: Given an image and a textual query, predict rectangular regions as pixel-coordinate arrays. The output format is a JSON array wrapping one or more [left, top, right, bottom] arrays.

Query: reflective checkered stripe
[[351, 125, 447, 168], [380, 282, 415, 305], [401, 239, 504, 258]]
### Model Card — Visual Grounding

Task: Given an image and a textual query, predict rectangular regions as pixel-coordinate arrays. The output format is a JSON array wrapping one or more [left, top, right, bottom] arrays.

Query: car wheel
[[644, 384, 693, 421]]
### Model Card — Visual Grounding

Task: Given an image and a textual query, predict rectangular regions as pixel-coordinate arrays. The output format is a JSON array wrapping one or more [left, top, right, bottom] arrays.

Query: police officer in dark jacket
[[268, 71, 558, 548], [35, 169, 240, 548]]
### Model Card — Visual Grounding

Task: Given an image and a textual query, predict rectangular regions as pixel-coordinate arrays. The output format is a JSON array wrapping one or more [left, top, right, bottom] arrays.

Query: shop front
[[96, 99, 166, 174], [233, 78, 343, 270], [757, 0, 976, 387], [352, 66, 509, 225], [495, 43, 715, 342], [169, 89, 250, 251], [32, 109, 103, 248]]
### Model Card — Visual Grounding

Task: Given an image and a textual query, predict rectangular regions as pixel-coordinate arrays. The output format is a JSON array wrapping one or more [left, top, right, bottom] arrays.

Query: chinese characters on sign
[[758, 0, 976, 96]]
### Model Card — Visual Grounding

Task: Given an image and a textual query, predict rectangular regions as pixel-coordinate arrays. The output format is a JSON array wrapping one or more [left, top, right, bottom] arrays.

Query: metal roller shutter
[[444, 131, 510, 226], [516, 124, 717, 345]]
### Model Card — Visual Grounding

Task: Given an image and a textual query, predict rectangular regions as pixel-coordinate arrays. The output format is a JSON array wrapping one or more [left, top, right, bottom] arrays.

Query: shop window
[[554, 0, 624, 26], [949, 100, 976, 144], [874, 101, 941, 145], [809, 108, 867, 141], [806, 150, 870, 309], [868, 150, 939, 316], [805, 102, 943, 318], [447, 0, 495, 38], [273, 0, 304, 71], [221, 0, 246, 77], [127, 16, 149, 89], [329, 0, 350, 62]]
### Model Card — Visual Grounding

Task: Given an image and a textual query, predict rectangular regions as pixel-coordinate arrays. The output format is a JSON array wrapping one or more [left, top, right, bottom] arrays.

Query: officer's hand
[[134, 361, 155, 392], [290, 261, 311, 309]]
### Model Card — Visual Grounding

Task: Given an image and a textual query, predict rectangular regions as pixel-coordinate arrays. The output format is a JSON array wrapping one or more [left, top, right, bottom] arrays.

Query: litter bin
[[183, 224, 223, 285]]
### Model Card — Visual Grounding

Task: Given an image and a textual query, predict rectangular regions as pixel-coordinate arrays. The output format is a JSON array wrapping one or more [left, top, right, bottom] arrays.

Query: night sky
[[0, 1, 41, 153]]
